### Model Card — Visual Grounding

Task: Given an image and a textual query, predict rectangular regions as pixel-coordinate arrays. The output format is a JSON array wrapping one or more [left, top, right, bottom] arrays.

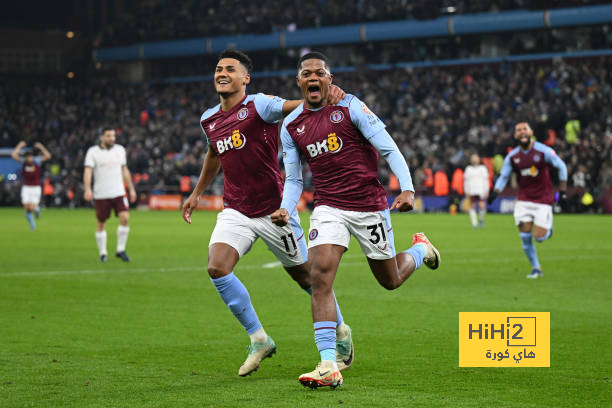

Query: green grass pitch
[[0, 208, 610, 407]]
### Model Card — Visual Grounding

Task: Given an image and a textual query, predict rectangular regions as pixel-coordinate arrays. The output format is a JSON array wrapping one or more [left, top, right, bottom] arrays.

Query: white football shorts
[[307, 205, 396, 260], [21, 185, 41, 205], [513, 200, 553, 230], [209, 208, 307, 267]]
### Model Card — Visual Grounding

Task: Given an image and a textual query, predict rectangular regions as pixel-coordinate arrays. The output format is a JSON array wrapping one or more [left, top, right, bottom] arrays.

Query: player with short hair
[[270, 52, 441, 389], [488, 122, 567, 279], [11, 140, 51, 230], [84, 127, 137, 262], [181, 49, 353, 377], [464, 153, 489, 228]]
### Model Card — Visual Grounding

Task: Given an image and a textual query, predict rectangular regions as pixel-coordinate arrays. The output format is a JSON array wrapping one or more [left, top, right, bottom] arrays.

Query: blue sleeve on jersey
[[494, 154, 513, 191], [279, 125, 303, 214], [347, 96, 386, 139], [253, 93, 286, 124], [199, 123, 210, 145], [367, 129, 414, 192], [542, 146, 568, 181]]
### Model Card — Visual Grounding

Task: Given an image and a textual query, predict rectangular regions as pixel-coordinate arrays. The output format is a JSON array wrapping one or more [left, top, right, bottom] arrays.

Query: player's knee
[[380, 280, 401, 291], [310, 265, 334, 289], [207, 265, 231, 279], [533, 231, 548, 242]]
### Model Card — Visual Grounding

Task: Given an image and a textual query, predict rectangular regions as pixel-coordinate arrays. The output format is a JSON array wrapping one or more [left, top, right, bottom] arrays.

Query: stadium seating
[[1, 58, 610, 211]]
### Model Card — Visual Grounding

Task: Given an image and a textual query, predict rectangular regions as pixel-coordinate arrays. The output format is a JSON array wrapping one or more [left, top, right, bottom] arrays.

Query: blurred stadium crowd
[[95, 0, 610, 46], [1, 57, 610, 211]]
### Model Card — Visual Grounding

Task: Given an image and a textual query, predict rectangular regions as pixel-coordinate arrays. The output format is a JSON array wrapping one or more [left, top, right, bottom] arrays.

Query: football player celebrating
[[182, 50, 353, 377], [11, 140, 51, 230], [271, 52, 441, 389], [488, 122, 567, 278]]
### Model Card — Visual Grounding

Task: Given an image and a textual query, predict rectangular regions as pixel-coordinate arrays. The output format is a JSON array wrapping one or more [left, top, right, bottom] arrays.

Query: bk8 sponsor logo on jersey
[[216, 129, 246, 154], [306, 132, 343, 158], [520, 166, 539, 177]]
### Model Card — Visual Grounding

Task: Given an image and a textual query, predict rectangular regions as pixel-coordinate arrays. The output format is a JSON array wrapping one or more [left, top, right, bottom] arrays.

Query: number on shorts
[[281, 233, 297, 254], [366, 222, 387, 244]]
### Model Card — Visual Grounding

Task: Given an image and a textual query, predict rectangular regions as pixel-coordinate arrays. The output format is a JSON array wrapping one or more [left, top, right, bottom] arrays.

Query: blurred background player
[[271, 52, 440, 389], [464, 154, 489, 228], [84, 127, 137, 262], [11, 141, 51, 230], [488, 122, 567, 278], [181, 50, 353, 377]]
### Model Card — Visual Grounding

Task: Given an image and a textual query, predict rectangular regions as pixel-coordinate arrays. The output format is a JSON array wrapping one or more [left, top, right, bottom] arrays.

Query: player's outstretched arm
[[367, 129, 415, 212], [489, 155, 513, 204], [11, 141, 26, 161], [272, 126, 303, 226], [122, 165, 137, 203], [182, 147, 221, 224], [33, 142, 52, 162], [544, 147, 568, 207]]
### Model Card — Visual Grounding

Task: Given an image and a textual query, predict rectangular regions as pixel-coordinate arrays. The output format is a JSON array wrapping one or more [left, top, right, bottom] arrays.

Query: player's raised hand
[[390, 190, 415, 212], [270, 208, 289, 226], [182, 194, 200, 224], [327, 85, 346, 105]]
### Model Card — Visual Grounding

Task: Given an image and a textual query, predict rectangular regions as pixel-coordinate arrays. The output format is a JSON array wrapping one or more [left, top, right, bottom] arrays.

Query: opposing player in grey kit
[[181, 50, 353, 377]]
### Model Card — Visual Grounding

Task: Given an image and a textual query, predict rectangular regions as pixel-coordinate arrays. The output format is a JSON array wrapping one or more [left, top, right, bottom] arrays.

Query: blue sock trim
[[314, 321, 336, 353], [211, 272, 262, 335], [405, 244, 425, 270], [519, 232, 540, 269], [320, 348, 336, 362]]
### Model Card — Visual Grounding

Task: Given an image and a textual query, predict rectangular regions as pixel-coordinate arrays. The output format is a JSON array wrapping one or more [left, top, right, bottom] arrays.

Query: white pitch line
[[262, 261, 282, 269], [0, 265, 203, 278], [0, 263, 287, 278], [2, 253, 609, 278]]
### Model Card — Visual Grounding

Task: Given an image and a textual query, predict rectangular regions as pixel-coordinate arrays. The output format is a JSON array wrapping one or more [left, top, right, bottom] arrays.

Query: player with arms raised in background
[[488, 122, 567, 278], [464, 153, 489, 228], [181, 50, 353, 377], [271, 52, 441, 389], [11, 140, 51, 230], [84, 127, 137, 262]]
